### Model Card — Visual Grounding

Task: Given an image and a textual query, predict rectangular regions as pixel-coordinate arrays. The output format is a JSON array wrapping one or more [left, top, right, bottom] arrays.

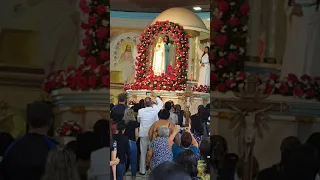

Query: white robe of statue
[[152, 37, 165, 76], [281, 0, 320, 78], [196, 43, 210, 86], [119, 45, 137, 84]]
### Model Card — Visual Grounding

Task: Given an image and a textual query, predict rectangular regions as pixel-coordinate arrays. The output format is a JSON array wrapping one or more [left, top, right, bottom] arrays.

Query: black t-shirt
[[191, 114, 205, 135], [110, 104, 127, 122], [113, 134, 130, 164], [257, 164, 283, 180], [124, 121, 140, 141], [1, 133, 56, 180]]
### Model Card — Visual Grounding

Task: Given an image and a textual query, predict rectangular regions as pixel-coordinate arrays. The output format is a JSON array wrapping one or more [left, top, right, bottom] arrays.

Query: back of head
[[164, 101, 172, 111], [280, 136, 301, 164], [210, 135, 228, 169], [65, 140, 77, 154], [148, 161, 192, 180], [200, 107, 210, 120], [199, 138, 210, 159], [145, 97, 153, 107], [206, 104, 210, 109], [76, 132, 101, 161], [174, 104, 181, 114], [197, 105, 205, 114], [157, 126, 170, 137], [284, 144, 319, 180], [116, 121, 126, 133], [0, 132, 14, 156], [110, 121, 117, 135], [176, 149, 198, 178], [158, 109, 170, 120], [27, 101, 53, 129], [118, 93, 127, 103], [42, 148, 79, 180], [306, 133, 320, 158], [93, 119, 110, 147], [123, 108, 135, 124], [181, 132, 192, 148]]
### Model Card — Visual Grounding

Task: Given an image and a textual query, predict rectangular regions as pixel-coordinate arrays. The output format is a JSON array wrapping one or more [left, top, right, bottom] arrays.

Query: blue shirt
[[172, 143, 199, 161]]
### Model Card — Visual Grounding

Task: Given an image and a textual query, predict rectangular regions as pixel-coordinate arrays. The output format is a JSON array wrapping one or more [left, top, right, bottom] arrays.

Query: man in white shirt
[[137, 95, 163, 175]]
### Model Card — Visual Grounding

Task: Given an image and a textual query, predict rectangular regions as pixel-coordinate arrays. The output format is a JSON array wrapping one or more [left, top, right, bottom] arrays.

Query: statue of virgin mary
[[152, 37, 166, 75]]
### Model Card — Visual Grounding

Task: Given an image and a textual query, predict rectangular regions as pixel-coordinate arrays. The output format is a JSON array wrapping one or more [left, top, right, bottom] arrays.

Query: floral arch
[[124, 21, 190, 92]]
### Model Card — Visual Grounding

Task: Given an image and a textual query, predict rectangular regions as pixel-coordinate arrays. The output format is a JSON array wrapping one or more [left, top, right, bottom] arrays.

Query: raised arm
[[154, 97, 163, 110], [168, 125, 180, 150]]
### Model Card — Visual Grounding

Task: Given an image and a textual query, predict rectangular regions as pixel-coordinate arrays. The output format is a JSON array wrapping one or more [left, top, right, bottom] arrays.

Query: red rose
[[77, 76, 87, 89], [216, 58, 227, 68], [229, 17, 240, 27], [218, 1, 229, 13], [237, 72, 247, 80], [88, 75, 97, 88], [301, 74, 312, 82], [279, 83, 289, 94], [67, 77, 76, 89], [294, 88, 304, 97], [88, 16, 97, 26], [79, 0, 91, 13], [225, 79, 236, 87], [288, 73, 298, 83], [269, 73, 279, 81], [211, 73, 218, 83], [78, 49, 87, 57], [87, 57, 97, 69], [215, 35, 227, 46], [100, 51, 109, 62], [211, 20, 223, 31], [96, 5, 106, 15], [216, 83, 226, 92], [228, 52, 238, 62], [96, 27, 108, 39], [240, 3, 250, 15], [81, 23, 90, 29], [82, 37, 91, 46], [264, 83, 272, 94], [102, 76, 110, 87], [306, 88, 315, 97]]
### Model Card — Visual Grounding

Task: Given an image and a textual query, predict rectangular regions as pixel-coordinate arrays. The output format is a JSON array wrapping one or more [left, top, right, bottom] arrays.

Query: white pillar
[[246, 0, 262, 59], [188, 38, 194, 80], [265, 0, 278, 63]]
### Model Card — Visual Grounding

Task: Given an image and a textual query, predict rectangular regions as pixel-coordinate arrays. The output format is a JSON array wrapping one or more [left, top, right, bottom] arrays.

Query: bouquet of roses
[[56, 121, 82, 137]]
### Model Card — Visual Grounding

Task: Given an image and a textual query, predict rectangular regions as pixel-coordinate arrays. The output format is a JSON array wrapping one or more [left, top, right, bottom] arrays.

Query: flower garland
[[124, 21, 189, 92], [213, 72, 320, 100], [210, 0, 249, 90], [56, 121, 82, 137], [43, 0, 110, 93]]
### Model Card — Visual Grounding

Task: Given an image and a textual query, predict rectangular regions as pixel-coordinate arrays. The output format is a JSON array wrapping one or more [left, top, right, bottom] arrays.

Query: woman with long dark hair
[[197, 46, 210, 86], [176, 149, 201, 180]]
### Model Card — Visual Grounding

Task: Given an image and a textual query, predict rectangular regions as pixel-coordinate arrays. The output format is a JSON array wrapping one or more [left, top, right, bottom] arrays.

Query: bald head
[[145, 97, 153, 107]]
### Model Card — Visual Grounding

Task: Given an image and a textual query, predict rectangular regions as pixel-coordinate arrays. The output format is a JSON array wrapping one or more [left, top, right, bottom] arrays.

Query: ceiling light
[[193, 7, 202, 11]]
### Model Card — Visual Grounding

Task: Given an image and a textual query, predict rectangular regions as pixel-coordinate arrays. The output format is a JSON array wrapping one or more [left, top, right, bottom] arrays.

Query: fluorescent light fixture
[[193, 7, 202, 11]]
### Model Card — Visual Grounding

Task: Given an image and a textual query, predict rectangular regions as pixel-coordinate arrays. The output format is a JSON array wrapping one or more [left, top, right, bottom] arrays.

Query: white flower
[[221, 25, 227, 33], [269, 79, 275, 85], [230, 44, 237, 49], [239, 47, 245, 55], [233, 28, 238, 32], [222, 73, 228, 78], [219, 51, 224, 56], [242, 25, 248, 31], [275, 83, 281, 88], [230, 2, 236, 6]]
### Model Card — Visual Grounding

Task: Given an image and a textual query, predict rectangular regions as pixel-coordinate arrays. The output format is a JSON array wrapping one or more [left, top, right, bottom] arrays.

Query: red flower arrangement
[[210, 0, 249, 90], [56, 121, 82, 137], [124, 21, 190, 92], [43, 0, 110, 93], [129, 99, 136, 105]]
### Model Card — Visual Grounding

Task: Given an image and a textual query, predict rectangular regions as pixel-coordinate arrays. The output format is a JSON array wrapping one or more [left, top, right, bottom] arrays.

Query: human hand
[[185, 123, 191, 133], [114, 158, 120, 165], [174, 125, 181, 133]]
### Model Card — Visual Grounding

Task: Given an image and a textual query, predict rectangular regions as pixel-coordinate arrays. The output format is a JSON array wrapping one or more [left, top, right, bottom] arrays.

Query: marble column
[[265, 0, 278, 64], [246, 0, 262, 61]]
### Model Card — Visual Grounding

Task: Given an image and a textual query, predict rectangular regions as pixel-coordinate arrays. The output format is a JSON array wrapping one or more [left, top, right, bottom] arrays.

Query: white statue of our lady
[[152, 37, 166, 76]]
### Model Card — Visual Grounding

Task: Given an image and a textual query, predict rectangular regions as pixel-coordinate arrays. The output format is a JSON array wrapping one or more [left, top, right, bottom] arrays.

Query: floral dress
[[150, 137, 173, 169]]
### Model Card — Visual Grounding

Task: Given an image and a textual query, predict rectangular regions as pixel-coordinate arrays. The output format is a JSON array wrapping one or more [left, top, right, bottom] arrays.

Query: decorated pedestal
[[50, 88, 109, 134], [127, 90, 209, 115]]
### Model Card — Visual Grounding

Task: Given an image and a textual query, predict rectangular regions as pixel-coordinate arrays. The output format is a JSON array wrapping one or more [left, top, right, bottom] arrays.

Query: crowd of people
[[110, 93, 211, 180]]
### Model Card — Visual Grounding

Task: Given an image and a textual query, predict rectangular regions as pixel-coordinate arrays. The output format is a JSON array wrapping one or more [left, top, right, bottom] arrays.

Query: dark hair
[[148, 161, 191, 180], [176, 149, 198, 178], [202, 46, 210, 57], [158, 109, 170, 120], [110, 121, 117, 135], [110, 103, 114, 110], [116, 121, 126, 134], [76, 132, 101, 161], [199, 138, 211, 174], [181, 132, 192, 148], [26, 101, 53, 129], [145, 97, 153, 107], [206, 104, 210, 109], [197, 105, 204, 113], [164, 101, 172, 111], [163, 35, 170, 44], [0, 132, 14, 156], [280, 136, 301, 165], [174, 104, 182, 114], [93, 119, 110, 147], [284, 144, 319, 180], [200, 107, 210, 121], [118, 93, 127, 103], [210, 135, 228, 170], [65, 140, 77, 154]]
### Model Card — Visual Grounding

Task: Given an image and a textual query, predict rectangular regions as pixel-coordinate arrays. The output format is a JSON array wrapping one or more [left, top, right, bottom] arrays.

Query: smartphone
[[146, 92, 151, 96]]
